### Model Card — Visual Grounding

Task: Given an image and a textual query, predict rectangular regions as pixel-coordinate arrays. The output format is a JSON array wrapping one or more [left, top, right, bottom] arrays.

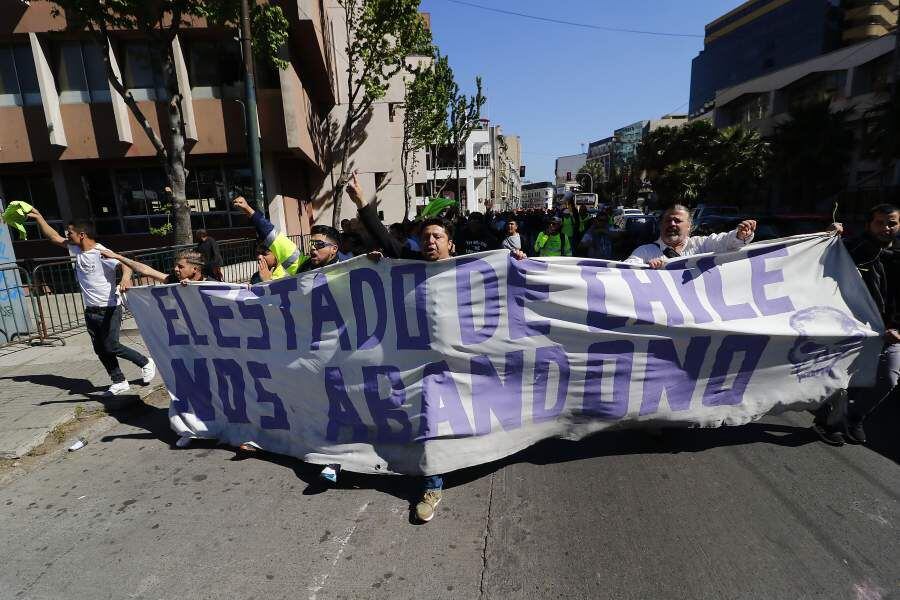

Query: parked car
[[692, 214, 832, 242], [611, 207, 643, 229], [691, 204, 740, 222]]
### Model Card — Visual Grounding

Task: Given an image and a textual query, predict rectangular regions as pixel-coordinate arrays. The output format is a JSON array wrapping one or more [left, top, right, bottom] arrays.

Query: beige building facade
[[0, 0, 424, 259]]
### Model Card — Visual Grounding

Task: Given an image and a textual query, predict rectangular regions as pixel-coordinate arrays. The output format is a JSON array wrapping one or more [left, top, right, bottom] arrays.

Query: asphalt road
[[1, 398, 898, 600]]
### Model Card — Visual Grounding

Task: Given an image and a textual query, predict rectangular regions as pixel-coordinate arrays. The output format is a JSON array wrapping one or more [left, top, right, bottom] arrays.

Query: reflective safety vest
[[263, 230, 309, 280], [534, 231, 571, 257]]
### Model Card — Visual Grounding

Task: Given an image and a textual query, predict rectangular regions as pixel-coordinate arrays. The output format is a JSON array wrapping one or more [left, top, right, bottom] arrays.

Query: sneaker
[[812, 422, 844, 446], [141, 359, 156, 384], [175, 436, 192, 448], [845, 422, 867, 445], [105, 381, 131, 396], [415, 489, 442, 523]]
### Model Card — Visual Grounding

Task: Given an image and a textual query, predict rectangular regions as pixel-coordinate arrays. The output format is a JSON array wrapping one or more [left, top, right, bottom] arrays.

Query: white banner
[[127, 235, 883, 476]]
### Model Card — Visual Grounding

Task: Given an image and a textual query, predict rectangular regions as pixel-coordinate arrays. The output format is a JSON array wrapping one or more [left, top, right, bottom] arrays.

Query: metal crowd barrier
[[1, 236, 290, 349]]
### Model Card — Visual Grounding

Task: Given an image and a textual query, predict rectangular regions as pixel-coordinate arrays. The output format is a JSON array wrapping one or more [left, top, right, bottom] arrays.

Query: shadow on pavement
[[0, 373, 102, 397]]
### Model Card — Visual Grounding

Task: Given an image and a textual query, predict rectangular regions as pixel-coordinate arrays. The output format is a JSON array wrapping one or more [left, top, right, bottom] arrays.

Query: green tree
[[435, 76, 486, 203], [400, 50, 453, 218], [769, 100, 855, 211], [707, 126, 771, 206], [52, 0, 289, 244], [577, 159, 606, 198], [329, 0, 431, 227]]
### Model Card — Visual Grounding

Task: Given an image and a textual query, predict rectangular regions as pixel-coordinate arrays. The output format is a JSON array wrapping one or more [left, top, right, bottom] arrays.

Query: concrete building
[[521, 181, 554, 210], [490, 125, 522, 210], [412, 119, 522, 214], [586, 137, 617, 181], [0, 1, 426, 258], [711, 33, 899, 205], [690, 0, 898, 118], [554, 153, 587, 185]]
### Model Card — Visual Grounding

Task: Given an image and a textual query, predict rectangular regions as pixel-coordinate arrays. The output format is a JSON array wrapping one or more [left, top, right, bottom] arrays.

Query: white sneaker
[[105, 381, 131, 396], [141, 359, 156, 384]]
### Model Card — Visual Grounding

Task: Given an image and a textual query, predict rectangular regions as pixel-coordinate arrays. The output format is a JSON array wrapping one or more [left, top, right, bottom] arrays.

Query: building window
[[474, 154, 490, 168], [388, 102, 400, 122], [2, 174, 62, 240], [52, 41, 111, 103], [187, 40, 242, 99], [81, 170, 121, 235], [120, 42, 167, 101], [0, 44, 40, 107]]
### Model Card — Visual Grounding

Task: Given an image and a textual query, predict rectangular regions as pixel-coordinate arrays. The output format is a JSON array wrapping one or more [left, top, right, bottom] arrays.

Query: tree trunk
[[163, 47, 192, 245]]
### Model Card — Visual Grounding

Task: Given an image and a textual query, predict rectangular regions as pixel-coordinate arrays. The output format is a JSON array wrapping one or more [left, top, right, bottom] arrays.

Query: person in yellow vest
[[534, 215, 572, 257], [232, 196, 340, 282]]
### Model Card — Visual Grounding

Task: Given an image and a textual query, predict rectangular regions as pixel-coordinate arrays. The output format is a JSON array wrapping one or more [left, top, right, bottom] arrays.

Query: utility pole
[[240, 0, 265, 214]]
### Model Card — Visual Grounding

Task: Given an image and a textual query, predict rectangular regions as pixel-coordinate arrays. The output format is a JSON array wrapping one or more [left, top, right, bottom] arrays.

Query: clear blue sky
[[418, 0, 742, 182]]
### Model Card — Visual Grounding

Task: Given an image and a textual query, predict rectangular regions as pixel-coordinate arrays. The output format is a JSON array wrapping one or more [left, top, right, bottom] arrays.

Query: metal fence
[[0, 236, 275, 348]]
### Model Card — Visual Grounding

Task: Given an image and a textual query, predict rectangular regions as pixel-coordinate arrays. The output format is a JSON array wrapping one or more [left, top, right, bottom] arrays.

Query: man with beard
[[815, 206, 900, 445], [625, 204, 756, 267]]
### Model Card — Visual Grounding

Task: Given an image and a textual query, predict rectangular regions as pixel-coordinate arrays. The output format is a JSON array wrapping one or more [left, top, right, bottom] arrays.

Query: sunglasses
[[309, 240, 336, 251]]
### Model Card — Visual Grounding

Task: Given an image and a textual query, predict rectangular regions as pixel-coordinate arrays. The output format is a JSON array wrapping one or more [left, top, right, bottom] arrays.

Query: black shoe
[[845, 422, 867, 445], [812, 422, 844, 446]]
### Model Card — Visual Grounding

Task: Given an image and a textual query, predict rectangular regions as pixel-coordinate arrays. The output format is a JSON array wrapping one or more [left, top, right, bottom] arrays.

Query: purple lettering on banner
[[361, 365, 412, 443], [418, 360, 474, 440], [639, 336, 711, 416], [200, 286, 239, 348], [391, 264, 430, 350], [578, 262, 628, 331], [702, 335, 769, 406], [583, 340, 634, 420], [456, 257, 501, 344], [238, 287, 271, 350], [151, 287, 188, 346], [620, 269, 684, 326], [171, 287, 208, 345], [748, 245, 795, 316], [696, 257, 757, 321], [310, 273, 351, 351], [171, 358, 214, 421], [663, 266, 714, 324], [268, 278, 297, 351], [532, 345, 570, 423], [508, 259, 551, 339], [212, 358, 249, 423], [471, 350, 524, 435], [247, 362, 289, 430], [324, 367, 368, 442], [350, 268, 387, 350]]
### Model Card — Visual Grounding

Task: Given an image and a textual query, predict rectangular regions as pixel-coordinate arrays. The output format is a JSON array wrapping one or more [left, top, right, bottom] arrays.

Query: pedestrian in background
[[502, 219, 522, 253], [195, 229, 223, 281]]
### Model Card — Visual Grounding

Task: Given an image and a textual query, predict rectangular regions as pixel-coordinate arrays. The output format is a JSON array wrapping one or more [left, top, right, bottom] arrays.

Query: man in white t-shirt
[[28, 209, 155, 395]]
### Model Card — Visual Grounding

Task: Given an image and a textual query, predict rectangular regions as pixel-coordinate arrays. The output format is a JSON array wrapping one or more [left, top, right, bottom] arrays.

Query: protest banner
[[126, 234, 883, 475]]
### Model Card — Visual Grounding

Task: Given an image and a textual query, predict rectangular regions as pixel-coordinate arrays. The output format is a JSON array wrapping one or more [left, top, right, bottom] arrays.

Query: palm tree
[[708, 126, 771, 208], [769, 100, 855, 212]]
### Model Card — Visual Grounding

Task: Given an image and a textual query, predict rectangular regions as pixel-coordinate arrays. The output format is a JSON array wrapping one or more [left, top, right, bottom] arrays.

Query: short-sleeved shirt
[[68, 243, 120, 307]]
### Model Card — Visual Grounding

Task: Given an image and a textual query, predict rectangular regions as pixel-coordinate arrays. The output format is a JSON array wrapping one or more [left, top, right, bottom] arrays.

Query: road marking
[[307, 501, 370, 600]]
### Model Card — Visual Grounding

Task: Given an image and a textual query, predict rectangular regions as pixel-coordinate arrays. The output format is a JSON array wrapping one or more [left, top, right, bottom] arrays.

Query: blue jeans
[[423, 474, 443, 491]]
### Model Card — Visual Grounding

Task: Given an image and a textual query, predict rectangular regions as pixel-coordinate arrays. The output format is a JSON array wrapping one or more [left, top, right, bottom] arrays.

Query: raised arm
[[346, 173, 406, 259], [98, 248, 168, 283], [232, 196, 307, 274], [26, 208, 67, 248]]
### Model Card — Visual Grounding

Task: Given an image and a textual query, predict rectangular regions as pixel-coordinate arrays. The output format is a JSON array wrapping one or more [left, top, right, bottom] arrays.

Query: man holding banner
[[816, 206, 900, 445], [347, 173, 453, 523], [625, 204, 756, 267]]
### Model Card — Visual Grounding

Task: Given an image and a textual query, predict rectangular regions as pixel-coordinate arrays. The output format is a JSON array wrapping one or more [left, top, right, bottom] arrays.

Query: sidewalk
[[0, 317, 163, 459]]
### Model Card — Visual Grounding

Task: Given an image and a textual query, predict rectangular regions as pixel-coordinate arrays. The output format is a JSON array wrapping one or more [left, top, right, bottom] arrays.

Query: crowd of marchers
[[21, 173, 900, 524]]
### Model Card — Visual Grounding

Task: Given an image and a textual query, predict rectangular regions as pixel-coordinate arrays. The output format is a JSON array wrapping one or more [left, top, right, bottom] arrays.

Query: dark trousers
[[84, 305, 147, 383]]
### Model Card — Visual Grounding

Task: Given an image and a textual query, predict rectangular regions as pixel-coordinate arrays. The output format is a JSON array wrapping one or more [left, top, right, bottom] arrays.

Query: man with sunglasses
[[233, 196, 340, 281]]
